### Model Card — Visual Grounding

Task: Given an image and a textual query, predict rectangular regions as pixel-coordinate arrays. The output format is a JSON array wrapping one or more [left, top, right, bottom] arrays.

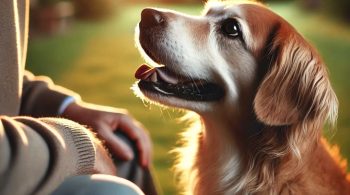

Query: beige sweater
[[0, 0, 96, 194]]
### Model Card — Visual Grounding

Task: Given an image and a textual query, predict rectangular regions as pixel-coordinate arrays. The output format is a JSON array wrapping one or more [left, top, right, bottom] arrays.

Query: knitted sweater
[[0, 0, 96, 194]]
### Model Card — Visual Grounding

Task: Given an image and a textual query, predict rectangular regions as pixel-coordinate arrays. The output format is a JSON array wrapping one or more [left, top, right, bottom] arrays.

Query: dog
[[133, 1, 349, 194]]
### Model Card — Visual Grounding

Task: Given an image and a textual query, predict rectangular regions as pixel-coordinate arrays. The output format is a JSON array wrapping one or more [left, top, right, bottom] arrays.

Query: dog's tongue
[[135, 64, 156, 80], [135, 64, 178, 84]]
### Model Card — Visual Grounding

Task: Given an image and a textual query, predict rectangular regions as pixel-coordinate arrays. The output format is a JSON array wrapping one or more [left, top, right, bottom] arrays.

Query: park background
[[27, 0, 350, 194]]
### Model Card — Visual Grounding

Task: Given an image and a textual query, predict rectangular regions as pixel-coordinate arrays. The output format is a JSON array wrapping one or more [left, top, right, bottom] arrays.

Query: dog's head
[[134, 1, 337, 127]]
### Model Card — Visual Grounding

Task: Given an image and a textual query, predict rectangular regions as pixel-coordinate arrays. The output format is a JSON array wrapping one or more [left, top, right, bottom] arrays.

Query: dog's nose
[[140, 8, 165, 28]]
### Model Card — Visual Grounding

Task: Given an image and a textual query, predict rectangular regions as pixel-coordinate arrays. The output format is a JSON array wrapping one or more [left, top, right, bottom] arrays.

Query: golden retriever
[[133, 1, 349, 194]]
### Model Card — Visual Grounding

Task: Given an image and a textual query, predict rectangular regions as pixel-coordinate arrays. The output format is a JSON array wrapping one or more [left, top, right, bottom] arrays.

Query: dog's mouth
[[135, 64, 225, 101]]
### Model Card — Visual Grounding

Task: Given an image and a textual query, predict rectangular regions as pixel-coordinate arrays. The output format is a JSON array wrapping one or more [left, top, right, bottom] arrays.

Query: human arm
[[20, 71, 81, 117], [20, 71, 152, 167], [0, 116, 115, 195], [61, 101, 152, 168]]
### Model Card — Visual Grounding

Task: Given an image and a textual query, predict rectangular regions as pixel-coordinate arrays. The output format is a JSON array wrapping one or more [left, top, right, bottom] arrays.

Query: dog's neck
[[192, 110, 250, 195], [186, 111, 350, 195]]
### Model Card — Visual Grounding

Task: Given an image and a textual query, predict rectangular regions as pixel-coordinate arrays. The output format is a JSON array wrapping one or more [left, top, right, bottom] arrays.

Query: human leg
[[52, 174, 144, 195]]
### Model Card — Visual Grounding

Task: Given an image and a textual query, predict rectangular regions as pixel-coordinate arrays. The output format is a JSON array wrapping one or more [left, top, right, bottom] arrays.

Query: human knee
[[52, 174, 144, 195]]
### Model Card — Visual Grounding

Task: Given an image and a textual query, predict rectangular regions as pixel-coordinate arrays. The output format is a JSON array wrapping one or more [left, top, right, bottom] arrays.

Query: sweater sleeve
[[0, 116, 96, 195], [20, 71, 81, 117]]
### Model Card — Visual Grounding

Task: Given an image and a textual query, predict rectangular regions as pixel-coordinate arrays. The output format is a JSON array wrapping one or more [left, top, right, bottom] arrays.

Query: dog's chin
[[132, 83, 215, 112]]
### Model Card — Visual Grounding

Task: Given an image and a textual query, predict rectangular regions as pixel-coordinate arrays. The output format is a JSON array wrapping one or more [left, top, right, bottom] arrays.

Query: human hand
[[93, 138, 117, 175], [61, 101, 152, 168]]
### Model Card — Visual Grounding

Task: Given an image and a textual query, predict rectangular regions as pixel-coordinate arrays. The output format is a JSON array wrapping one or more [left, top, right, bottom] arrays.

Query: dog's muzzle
[[136, 9, 225, 102]]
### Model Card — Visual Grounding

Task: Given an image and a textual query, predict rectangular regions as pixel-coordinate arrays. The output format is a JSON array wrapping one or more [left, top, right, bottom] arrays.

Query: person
[[0, 0, 158, 194]]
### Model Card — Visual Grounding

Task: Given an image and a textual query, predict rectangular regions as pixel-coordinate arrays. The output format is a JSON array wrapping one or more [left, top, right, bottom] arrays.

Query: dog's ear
[[254, 33, 338, 126]]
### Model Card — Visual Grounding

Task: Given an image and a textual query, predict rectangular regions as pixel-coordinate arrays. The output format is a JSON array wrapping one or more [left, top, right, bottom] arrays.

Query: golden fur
[[134, 1, 350, 194]]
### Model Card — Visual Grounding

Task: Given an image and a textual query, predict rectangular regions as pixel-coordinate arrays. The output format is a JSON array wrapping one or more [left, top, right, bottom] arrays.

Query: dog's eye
[[221, 19, 241, 38]]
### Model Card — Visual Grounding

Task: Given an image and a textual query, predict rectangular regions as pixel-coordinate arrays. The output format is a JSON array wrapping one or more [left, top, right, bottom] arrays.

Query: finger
[[141, 125, 152, 166], [134, 128, 152, 167], [118, 115, 152, 167], [97, 123, 134, 161], [120, 118, 150, 167]]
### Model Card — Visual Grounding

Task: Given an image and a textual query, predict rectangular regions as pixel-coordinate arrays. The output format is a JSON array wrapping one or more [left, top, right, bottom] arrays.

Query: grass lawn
[[27, 2, 350, 194]]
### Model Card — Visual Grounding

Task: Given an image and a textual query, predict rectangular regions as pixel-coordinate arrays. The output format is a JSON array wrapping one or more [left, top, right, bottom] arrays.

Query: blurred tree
[[128, 0, 203, 4], [260, 0, 293, 2], [298, 0, 321, 10], [30, 0, 74, 34], [298, 0, 350, 23], [73, 0, 118, 20], [323, 0, 350, 22]]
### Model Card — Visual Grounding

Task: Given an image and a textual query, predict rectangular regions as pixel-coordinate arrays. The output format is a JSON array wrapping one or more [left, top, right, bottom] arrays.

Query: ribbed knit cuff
[[40, 118, 96, 174], [62, 122, 95, 174]]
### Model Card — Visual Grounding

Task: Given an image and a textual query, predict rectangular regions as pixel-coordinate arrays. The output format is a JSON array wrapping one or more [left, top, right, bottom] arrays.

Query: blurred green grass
[[27, 2, 350, 195]]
